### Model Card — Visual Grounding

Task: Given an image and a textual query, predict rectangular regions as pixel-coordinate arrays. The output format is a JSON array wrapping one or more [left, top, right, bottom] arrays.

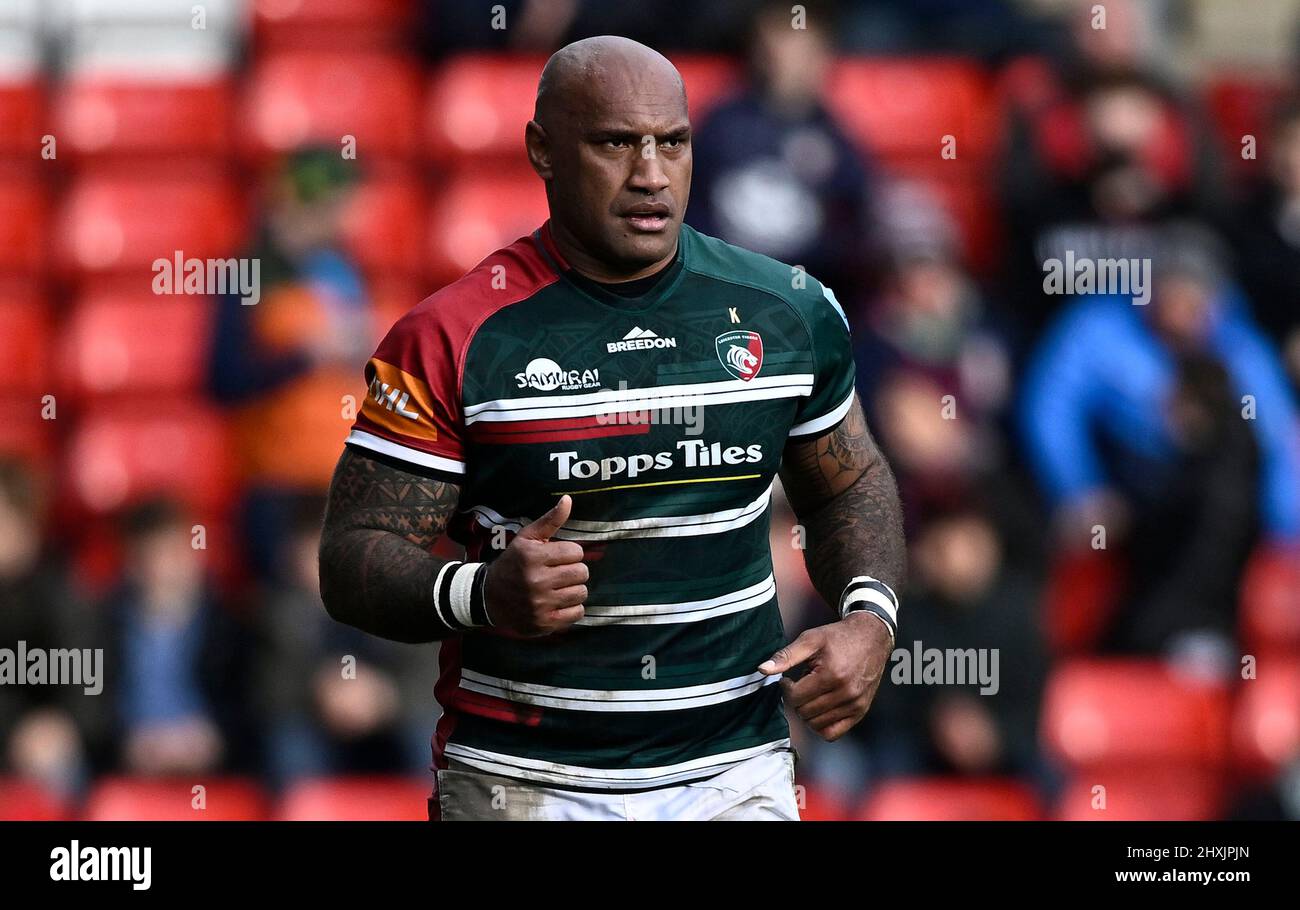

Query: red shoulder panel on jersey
[[347, 226, 560, 476]]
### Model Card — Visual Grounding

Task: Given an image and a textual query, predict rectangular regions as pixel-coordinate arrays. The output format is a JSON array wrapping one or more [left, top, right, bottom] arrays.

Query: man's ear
[[525, 120, 552, 180]]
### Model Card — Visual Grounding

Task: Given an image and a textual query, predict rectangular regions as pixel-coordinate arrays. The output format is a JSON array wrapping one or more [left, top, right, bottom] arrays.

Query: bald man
[[318, 36, 905, 821]]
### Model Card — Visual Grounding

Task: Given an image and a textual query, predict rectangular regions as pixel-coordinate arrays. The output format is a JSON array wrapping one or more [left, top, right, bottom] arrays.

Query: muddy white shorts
[[431, 747, 800, 821]]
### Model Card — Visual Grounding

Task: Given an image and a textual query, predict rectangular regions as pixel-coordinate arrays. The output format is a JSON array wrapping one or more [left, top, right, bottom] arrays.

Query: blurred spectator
[[98, 500, 253, 776], [0, 459, 101, 798], [854, 189, 1019, 528], [1108, 352, 1259, 665], [252, 497, 438, 789], [862, 506, 1048, 782], [1227, 98, 1300, 389], [1020, 227, 1300, 648], [208, 148, 372, 580], [1001, 60, 1226, 341], [687, 0, 876, 304]]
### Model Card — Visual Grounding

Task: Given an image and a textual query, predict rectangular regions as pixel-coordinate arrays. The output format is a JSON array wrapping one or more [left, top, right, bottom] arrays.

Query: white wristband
[[840, 576, 899, 641], [432, 561, 491, 632]]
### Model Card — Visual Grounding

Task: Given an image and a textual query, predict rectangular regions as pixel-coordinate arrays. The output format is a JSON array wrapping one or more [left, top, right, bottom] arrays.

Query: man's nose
[[628, 145, 670, 193]]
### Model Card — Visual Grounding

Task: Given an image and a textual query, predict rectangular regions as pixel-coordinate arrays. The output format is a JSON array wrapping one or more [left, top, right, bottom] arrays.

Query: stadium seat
[[340, 175, 428, 277], [424, 54, 548, 163], [425, 54, 742, 164], [59, 291, 211, 397], [825, 58, 998, 165], [276, 777, 432, 821], [55, 76, 235, 157], [62, 401, 233, 514], [0, 282, 50, 394], [0, 777, 68, 821], [1054, 767, 1224, 821], [252, 0, 417, 50], [0, 398, 51, 462], [672, 54, 743, 121], [0, 77, 43, 158], [793, 782, 850, 821], [242, 52, 423, 160], [425, 166, 549, 284], [84, 777, 269, 821], [1231, 658, 1300, 775], [858, 778, 1044, 821], [1039, 548, 1125, 655], [53, 173, 244, 277], [1205, 75, 1287, 177], [1041, 659, 1231, 768], [0, 174, 48, 274], [1239, 544, 1300, 655]]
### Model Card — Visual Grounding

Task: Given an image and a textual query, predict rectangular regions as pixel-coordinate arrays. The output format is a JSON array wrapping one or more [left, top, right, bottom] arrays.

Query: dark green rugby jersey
[[346, 221, 856, 790]]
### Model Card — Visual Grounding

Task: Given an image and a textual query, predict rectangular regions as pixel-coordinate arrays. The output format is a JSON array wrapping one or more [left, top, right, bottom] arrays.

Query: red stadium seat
[[858, 778, 1043, 821], [424, 55, 548, 163], [0, 174, 48, 275], [0, 282, 51, 394], [673, 55, 743, 121], [55, 77, 235, 157], [84, 777, 269, 821], [1054, 767, 1224, 821], [425, 54, 742, 164], [1205, 75, 1288, 178], [59, 291, 211, 397], [793, 782, 850, 821], [243, 52, 423, 160], [276, 777, 431, 820], [1239, 544, 1300, 655], [63, 402, 233, 515], [0, 79, 45, 158], [0, 399, 52, 462], [426, 166, 549, 284], [0, 778, 68, 821], [825, 58, 998, 165], [1041, 660, 1231, 769], [1232, 659, 1300, 776], [54, 174, 244, 277], [253, 0, 417, 50], [340, 175, 428, 277]]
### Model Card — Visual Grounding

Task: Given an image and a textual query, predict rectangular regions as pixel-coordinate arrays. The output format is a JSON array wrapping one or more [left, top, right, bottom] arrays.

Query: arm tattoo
[[779, 395, 907, 612], [318, 447, 463, 643]]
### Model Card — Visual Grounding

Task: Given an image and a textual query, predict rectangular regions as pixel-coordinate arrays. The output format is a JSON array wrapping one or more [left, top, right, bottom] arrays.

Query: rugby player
[[318, 35, 905, 820]]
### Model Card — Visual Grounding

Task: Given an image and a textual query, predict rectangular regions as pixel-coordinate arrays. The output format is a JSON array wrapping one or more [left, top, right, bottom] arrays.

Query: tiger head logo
[[715, 330, 764, 381]]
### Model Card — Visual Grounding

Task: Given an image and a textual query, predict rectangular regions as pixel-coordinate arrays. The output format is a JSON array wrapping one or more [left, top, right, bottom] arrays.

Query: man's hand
[[758, 611, 893, 741], [483, 495, 589, 637]]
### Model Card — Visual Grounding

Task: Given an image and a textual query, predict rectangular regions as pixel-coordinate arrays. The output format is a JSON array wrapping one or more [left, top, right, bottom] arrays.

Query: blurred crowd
[[2, 0, 1300, 820]]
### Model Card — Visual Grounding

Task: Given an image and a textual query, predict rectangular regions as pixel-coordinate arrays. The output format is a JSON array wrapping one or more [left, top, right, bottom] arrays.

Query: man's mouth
[[622, 206, 671, 232]]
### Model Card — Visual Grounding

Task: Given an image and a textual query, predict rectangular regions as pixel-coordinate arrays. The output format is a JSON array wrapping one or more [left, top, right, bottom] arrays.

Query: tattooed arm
[[318, 447, 464, 643], [778, 392, 906, 606], [319, 447, 590, 643], [758, 393, 906, 741]]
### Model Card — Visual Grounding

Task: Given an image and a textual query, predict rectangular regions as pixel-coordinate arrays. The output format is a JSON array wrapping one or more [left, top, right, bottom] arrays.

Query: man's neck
[[548, 219, 679, 283]]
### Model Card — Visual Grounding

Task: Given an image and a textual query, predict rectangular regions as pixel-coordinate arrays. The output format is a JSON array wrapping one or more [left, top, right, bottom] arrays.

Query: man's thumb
[[517, 495, 572, 542], [758, 631, 819, 676]]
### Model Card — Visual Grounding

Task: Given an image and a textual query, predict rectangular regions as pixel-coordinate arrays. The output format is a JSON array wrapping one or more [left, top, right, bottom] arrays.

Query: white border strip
[[464, 374, 814, 424], [346, 429, 467, 475], [579, 574, 777, 626], [464, 482, 772, 541], [442, 739, 792, 789], [789, 389, 855, 438]]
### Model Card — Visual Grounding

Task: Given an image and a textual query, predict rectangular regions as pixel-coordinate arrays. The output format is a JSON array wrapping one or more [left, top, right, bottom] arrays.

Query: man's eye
[[660, 139, 681, 149], [604, 139, 630, 150]]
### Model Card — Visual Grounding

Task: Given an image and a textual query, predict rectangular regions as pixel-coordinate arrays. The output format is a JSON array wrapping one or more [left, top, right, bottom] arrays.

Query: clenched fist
[[483, 495, 588, 637]]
